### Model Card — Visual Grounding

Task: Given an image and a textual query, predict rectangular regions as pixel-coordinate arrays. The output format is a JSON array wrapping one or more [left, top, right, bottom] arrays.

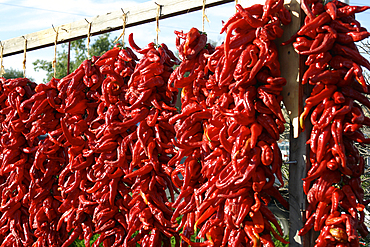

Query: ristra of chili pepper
[[54, 44, 141, 246], [0, 78, 37, 245], [286, 0, 370, 244], [168, 1, 291, 246], [0, 77, 72, 246], [113, 35, 182, 245], [169, 28, 216, 245]]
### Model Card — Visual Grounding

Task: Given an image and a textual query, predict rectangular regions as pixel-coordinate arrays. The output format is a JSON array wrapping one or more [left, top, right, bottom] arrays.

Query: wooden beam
[[1, 0, 233, 57]]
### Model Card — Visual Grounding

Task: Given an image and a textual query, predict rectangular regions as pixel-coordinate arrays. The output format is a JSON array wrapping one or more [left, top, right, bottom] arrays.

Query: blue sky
[[0, 0, 369, 82]]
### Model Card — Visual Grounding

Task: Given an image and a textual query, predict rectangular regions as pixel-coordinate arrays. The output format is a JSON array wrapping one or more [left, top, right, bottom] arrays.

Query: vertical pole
[[155, 2, 161, 46], [67, 41, 71, 75], [289, 122, 307, 247], [52, 25, 59, 79], [275, 0, 306, 245]]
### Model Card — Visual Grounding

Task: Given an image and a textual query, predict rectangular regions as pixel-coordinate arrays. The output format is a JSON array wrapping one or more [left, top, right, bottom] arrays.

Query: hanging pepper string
[[52, 25, 59, 78], [113, 10, 128, 46], [22, 36, 27, 78], [202, 0, 210, 32], [0, 42, 4, 77], [85, 19, 92, 59], [155, 2, 161, 45]]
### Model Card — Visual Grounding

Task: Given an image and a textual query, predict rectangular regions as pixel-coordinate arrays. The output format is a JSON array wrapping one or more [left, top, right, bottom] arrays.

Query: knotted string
[[0, 42, 4, 77], [202, 0, 210, 32], [22, 36, 27, 78], [85, 19, 92, 59], [114, 10, 128, 46], [52, 25, 59, 78], [155, 2, 161, 45]]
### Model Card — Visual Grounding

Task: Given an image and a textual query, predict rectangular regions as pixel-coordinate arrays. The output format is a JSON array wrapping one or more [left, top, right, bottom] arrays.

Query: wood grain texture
[[276, 0, 305, 246], [276, 0, 302, 138]]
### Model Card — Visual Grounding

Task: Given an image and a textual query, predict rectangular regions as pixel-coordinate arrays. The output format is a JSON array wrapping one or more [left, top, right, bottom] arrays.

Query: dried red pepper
[[168, 1, 291, 245], [286, 0, 370, 245]]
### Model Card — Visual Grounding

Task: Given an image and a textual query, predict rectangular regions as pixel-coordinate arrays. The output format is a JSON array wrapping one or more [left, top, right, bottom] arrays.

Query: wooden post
[[288, 122, 307, 246], [277, 0, 302, 139], [67, 41, 71, 75], [276, 0, 306, 246]]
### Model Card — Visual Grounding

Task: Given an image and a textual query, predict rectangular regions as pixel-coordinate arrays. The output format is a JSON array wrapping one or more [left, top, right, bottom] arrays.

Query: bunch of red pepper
[[0, 33, 181, 246], [23, 79, 68, 246], [167, 27, 215, 246], [52, 49, 138, 246], [286, 0, 370, 245], [8, 0, 370, 246], [0, 77, 69, 246], [51, 37, 181, 246], [168, 0, 292, 246], [0, 77, 35, 246], [119, 34, 181, 246]]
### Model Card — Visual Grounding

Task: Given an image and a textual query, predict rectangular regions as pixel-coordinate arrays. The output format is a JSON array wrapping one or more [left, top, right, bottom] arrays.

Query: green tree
[[33, 33, 115, 83], [2, 67, 34, 81]]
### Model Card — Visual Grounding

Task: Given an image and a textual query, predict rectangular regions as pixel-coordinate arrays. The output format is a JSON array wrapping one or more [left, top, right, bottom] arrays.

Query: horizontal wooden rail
[[1, 0, 233, 57]]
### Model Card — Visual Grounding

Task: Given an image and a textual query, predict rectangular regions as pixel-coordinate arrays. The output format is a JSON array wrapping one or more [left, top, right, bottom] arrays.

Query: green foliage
[[90, 34, 114, 57], [71, 234, 101, 247], [3, 67, 23, 79], [2, 67, 34, 81], [273, 237, 289, 247], [271, 223, 289, 247], [33, 33, 115, 83]]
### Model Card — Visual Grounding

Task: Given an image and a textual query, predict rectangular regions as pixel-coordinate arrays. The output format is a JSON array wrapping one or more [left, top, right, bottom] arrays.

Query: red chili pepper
[[333, 43, 370, 71], [300, 85, 337, 130], [300, 26, 337, 56], [337, 5, 370, 18], [325, 1, 337, 20], [298, 12, 331, 36], [235, 4, 266, 28], [301, 0, 316, 20], [299, 213, 315, 236]]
